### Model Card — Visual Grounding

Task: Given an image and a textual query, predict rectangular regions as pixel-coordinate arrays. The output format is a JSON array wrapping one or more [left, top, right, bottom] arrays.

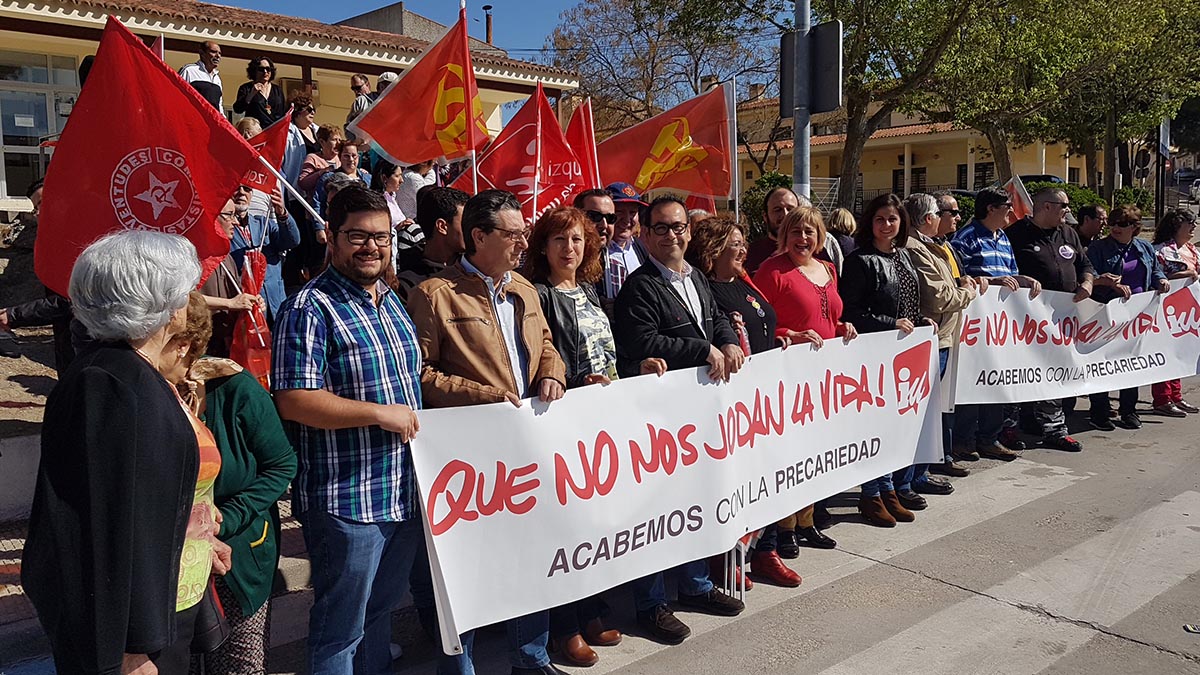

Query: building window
[[1068, 167, 1080, 184], [892, 167, 927, 195], [957, 164, 967, 190], [745, 169, 754, 180], [974, 162, 995, 189]]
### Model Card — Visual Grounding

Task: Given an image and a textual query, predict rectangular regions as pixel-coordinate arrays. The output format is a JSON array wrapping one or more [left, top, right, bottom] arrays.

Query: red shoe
[[749, 550, 802, 587], [708, 555, 753, 590]]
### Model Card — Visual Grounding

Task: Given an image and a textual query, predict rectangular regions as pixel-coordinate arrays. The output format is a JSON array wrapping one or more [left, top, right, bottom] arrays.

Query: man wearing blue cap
[[602, 182, 651, 303]]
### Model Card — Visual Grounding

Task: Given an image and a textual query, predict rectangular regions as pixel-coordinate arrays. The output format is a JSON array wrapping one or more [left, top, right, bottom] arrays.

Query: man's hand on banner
[[583, 373, 612, 386], [995, 275, 1019, 292], [722, 344, 745, 376], [706, 345, 728, 382], [895, 318, 915, 334], [1073, 278, 1094, 303], [538, 378, 565, 402], [377, 403, 420, 442], [639, 358, 668, 376], [504, 391, 522, 407]]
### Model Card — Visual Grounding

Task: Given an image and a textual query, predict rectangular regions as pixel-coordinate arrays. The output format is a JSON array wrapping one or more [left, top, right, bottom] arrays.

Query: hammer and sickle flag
[[348, 7, 489, 166], [597, 83, 732, 197]]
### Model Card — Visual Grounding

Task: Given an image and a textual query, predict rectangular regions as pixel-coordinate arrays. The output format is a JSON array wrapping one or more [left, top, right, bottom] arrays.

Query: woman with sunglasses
[[1083, 205, 1171, 428], [235, 56, 285, 128], [283, 94, 320, 189]]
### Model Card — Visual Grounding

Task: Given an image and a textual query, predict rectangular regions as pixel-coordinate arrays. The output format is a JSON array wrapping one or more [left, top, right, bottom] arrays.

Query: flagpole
[[726, 78, 740, 216], [532, 84, 542, 222], [461, 0, 481, 194], [471, 148, 478, 194], [258, 155, 326, 228], [586, 98, 601, 188]]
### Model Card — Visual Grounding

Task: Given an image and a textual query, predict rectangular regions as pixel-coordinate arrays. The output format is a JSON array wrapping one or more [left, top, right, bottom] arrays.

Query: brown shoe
[[951, 444, 980, 462], [881, 491, 915, 522], [858, 494, 897, 527], [583, 618, 621, 647], [559, 634, 598, 667], [979, 441, 1020, 461]]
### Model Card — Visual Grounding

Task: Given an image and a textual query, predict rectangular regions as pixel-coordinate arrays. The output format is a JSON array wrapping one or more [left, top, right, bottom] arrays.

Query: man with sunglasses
[[180, 41, 223, 112], [273, 185, 424, 675], [611, 195, 746, 646], [408, 189, 568, 675], [1005, 186, 1096, 452], [573, 187, 645, 311]]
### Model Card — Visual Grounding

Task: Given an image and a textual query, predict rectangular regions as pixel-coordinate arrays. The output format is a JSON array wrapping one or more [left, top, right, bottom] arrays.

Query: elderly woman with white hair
[[22, 230, 231, 675]]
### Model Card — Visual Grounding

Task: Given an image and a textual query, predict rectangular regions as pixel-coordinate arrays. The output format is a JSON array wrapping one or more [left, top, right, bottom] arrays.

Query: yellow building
[[0, 0, 578, 208], [737, 98, 1103, 207]]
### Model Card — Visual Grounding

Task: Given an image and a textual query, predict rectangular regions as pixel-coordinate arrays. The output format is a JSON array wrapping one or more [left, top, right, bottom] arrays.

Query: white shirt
[[649, 256, 703, 328], [461, 257, 530, 396], [396, 168, 438, 220], [179, 61, 223, 112]]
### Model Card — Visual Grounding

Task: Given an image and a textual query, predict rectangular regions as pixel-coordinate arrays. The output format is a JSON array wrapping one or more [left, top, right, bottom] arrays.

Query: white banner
[[412, 328, 942, 648], [953, 280, 1200, 404]]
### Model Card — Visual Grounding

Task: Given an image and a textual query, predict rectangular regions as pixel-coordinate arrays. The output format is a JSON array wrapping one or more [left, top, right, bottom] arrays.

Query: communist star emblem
[[133, 172, 182, 221]]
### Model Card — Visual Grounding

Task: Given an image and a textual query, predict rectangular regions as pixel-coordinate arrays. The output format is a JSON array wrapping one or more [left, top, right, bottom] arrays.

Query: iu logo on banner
[[893, 341, 932, 415], [35, 17, 259, 295], [1163, 286, 1200, 338]]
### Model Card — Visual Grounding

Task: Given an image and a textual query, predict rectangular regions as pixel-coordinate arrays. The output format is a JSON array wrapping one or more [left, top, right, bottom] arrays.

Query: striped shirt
[[271, 267, 423, 522], [950, 219, 1019, 278]]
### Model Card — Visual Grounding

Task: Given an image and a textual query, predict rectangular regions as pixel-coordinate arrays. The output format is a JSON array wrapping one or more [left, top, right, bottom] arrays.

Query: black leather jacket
[[840, 245, 928, 334], [535, 281, 606, 389]]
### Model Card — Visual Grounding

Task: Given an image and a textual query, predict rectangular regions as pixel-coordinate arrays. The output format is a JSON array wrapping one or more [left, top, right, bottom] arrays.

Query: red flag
[[243, 109, 291, 192], [685, 193, 717, 214], [451, 82, 582, 223], [151, 34, 164, 60], [1004, 175, 1034, 223], [349, 8, 489, 165], [230, 249, 271, 388], [565, 98, 602, 191], [598, 83, 732, 197], [35, 17, 259, 296]]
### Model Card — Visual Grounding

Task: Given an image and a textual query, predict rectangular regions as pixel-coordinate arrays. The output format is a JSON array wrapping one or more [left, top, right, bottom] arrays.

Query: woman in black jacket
[[840, 193, 930, 528], [522, 207, 664, 667], [22, 231, 229, 675]]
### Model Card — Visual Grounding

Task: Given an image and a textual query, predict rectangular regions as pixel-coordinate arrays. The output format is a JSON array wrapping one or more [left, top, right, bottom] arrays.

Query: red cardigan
[[752, 254, 847, 339]]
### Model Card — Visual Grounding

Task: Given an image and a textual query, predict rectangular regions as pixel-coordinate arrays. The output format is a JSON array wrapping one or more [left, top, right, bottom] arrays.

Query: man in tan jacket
[[903, 193, 983, 485], [406, 189, 568, 675]]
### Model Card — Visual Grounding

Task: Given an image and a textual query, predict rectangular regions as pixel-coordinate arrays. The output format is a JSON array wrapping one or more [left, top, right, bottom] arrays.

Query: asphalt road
[[252, 381, 1200, 675]]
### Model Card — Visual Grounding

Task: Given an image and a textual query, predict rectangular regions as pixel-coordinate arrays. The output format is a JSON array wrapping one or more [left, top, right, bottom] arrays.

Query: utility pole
[[791, 0, 811, 199]]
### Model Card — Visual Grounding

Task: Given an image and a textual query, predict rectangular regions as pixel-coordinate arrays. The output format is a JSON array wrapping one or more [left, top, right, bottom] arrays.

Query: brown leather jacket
[[407, 261, 566, 408]]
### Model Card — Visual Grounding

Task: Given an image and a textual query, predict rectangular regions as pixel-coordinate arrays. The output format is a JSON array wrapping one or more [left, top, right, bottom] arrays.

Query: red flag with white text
[[565, 98, 602, 191], [243, 109, 291, 193], [348, 8, 489, 165], [34, 16, 259, 296], [1004, 175, 1034, 223], [451, 82, 582, 223], [597, 84, 732, 197]]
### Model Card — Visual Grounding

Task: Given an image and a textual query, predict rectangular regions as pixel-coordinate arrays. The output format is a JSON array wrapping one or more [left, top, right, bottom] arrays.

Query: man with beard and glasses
[[272, 185, 424, 675]]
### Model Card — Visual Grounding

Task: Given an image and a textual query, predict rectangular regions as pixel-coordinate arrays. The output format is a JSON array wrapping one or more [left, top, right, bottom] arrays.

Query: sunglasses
[[236, 185, 253, 193], [1112, 221, 1140, 229], [586, 210, 617, 225], [938, 209, 961, 217], [302, 106, 316, 113], [255, 66, 273, 72]]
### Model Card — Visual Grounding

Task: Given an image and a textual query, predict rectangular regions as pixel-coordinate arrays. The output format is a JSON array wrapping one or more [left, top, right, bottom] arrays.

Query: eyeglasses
[[236, 185, 253, 194], [217, 211, 237, 221], [585, 210, 617, 225], [1112, 221, 1140, 229], [255, 66, 273, 72], [648, 221, 688, 236], [302, 106, 316, 114], [339, 230, 394, 247], [938, 209, 961, 217], [992, 202, 1014, 209], [491, 226, 530, 242]]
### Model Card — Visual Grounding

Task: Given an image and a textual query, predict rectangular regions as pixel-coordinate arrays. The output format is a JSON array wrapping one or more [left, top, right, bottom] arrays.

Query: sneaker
[[1043, 435, 1082, 452], [1154, 403, 1189, 418], [636, 605, 690, 644], [1116, 412, 1142, 429], [979, 441, 1021, 461], [914, 476, 955, 495], [930, 460, 970, 477], [677, 588, 745, 617], [951, 445, 980, 462], [998, 428, 1028, 451], [1089, 415, 1116, 431], [1176, 400, 1199, 414], [896, 488, 928, 510]]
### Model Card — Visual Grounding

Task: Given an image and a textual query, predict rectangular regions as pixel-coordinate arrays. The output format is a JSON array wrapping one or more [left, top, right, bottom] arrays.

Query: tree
[[812, 0, 975, 208], [1173, 97, 1200, 156], [546, 0, 784, 137]]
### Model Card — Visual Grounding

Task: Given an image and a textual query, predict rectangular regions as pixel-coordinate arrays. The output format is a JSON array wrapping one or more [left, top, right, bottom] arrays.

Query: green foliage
[[1111, 186, 1154, 212], [740, 171, 791, 241], [955, 195, 976, 223], [1026, 181, 1108, 210]]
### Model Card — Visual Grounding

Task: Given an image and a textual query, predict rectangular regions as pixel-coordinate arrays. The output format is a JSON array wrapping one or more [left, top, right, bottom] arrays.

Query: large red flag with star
[[347, 7, 489, 166], [35, 16, 259, 296]]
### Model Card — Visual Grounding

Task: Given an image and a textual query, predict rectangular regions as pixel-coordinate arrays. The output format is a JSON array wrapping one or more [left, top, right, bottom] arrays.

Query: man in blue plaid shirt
[[272, 185, 425, 675]]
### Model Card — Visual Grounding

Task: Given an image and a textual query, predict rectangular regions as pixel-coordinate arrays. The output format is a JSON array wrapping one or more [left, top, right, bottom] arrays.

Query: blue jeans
[[631, 560, 713, 612], [913, 348, 953, 487], [861, 473, 894, 498], [446, 612, 550, 672], [300, 510, 422, 675]]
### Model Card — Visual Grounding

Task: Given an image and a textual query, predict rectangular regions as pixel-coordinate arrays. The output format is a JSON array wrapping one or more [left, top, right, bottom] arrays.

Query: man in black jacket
[[612, 195, 745, 644]]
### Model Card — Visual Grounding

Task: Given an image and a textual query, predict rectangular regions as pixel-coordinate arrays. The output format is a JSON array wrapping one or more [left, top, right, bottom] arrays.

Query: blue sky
[[223, 0, 572, 57]]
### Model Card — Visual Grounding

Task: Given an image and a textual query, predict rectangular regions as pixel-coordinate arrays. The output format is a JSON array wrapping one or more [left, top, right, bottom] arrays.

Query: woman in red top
[[752, 207, 857, 559]]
